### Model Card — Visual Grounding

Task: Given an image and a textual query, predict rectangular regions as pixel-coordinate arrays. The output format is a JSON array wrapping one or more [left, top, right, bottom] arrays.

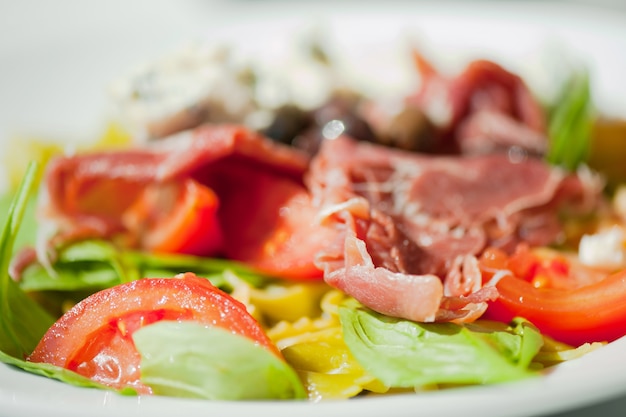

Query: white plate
[[1, 1, 626, 416]]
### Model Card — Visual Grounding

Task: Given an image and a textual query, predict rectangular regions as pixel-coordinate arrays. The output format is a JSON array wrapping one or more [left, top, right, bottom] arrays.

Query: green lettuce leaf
[[0, 350, 126, 392], [134, 321, 306, 400], [19, 239, 268, 293], [0, 162, 136, 394], [0, 162, 55, 358], [19, 239, 136, 292], [0, 188, 38, 255], [339, 305, 542, 388]]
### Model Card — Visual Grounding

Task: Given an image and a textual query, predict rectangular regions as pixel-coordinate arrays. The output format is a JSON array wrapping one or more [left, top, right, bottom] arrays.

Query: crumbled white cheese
[[579, 225, 626, 269], [108, 42, 259, 138], [107, 33, 339, 140]]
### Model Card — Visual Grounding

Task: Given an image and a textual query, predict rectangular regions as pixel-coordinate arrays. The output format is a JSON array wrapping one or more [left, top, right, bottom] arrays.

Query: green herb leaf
[[19, 262, 121, 292], [19, 240, 269, 293], [0, 162, 55, 358], [134, 321, 306, 400], [0, 163, 133, 394], [546, 69, 595, 171], [0, 189, 38, 255], [0, 350, 131, 393], [339, 306, 542, 388], [122, 250, 268, 287]]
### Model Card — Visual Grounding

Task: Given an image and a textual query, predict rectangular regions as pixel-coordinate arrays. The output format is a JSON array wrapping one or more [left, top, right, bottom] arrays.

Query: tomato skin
[[123, 168, 328, 281], [122, 179, 223, 256], [484, 269, 626, 346], [214, 165, 331, 280], [228, 189, 331, 280], [27, 273, 280, 394]]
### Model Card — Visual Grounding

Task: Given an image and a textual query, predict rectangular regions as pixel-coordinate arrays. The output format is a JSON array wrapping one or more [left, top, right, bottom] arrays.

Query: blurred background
[[1, 0, 625, 144]]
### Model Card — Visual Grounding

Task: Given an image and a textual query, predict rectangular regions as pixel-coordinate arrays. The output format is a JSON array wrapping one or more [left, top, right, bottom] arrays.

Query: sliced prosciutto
[[406, 55, 548, 156], [37, 125, 331, 279], [33, 123, 600, 324], [308, 135, 599, 322]]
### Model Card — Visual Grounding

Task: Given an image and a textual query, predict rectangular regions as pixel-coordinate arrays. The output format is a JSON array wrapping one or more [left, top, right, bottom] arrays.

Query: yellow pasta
[[263, 290, 388, 400]]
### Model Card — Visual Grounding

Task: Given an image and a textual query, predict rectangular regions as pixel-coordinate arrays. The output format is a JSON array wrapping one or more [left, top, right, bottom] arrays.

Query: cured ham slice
[[34, 123, 600, 324], [407, 56, 548, 155], [41, 125, 308, 233], [308, 135, 598, 322]]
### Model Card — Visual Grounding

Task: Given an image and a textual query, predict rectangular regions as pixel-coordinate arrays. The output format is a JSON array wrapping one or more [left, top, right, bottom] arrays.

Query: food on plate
[[27, 272, 304, 399], [1, 30, 624, 402]]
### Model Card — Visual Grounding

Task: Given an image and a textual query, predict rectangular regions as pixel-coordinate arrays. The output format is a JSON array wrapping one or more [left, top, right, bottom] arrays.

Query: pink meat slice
[[34, 123, 599, 325], [40, 125, 309, 238], [308, 136, 597, 323], [34, 125, 316, 280], [407, 57, 548, 155]]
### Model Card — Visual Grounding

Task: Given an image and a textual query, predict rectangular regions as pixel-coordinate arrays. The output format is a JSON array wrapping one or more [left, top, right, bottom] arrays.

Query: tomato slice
[[122, 169, 329, 281], [27, 273, 281, 394], [122, 179, 223, 256], [485, 272, 626, 346], [225, 188, 331, 280], [480, 248, 626, 346], [213, 164, 333, 280]]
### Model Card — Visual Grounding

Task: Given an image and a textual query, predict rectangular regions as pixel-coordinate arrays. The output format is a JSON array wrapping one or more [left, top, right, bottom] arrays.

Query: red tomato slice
[[27, 273, 281, 394], [490, 244, 605, 290], [122, 179, 223, 256], [480, 248, 626, 346], [485, 271, 626, 346], [225, 188, 331, 280], [213, 164, 333, 280]]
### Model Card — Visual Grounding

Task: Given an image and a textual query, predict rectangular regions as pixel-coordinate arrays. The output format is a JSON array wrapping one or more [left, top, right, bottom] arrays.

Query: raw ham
[[407, 56, 548, 155], [41, 125, 309, 235], [308, 135, 598, 322], [32, 123, 600, 324], [36, 125, 327, 279]]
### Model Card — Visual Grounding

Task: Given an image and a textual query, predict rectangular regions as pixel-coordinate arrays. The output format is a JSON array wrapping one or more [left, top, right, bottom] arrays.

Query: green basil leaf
[[0, 189, 38, 255], [19, 239, 269, 294], [0, 162, 55, 358], [19, 262, 121, 292], [0, 350, 135, 394], [123, 251, 269, 287], [340, 306, 542, 388], [134, 321, 306, 400], [18, 239, 131, 292]]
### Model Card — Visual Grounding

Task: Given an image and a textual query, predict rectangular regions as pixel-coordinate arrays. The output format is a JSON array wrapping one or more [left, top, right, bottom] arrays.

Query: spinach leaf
[[0, 163, 135, 395], [134, 321, 306, 400], [122, 250, 268, 287], [0, 182, 38, 255], [546, 69, 595, 171], [0, 350, 126, 392], [0, 162, 55, 358], [19, 239, 134, 292], [19, 239, 269, 293], [340, 305, 542, 388]]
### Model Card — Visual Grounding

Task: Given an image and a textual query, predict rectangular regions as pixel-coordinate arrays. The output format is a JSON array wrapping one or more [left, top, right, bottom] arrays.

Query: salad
[[1, 22, 625, 405]]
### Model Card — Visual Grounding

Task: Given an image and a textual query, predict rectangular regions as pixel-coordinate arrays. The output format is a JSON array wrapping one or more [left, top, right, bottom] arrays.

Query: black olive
[[310, 91, 377, 142], [261, 90, 381, 155], [261, 104, 312, 145], [382, 105, 437, 152]]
